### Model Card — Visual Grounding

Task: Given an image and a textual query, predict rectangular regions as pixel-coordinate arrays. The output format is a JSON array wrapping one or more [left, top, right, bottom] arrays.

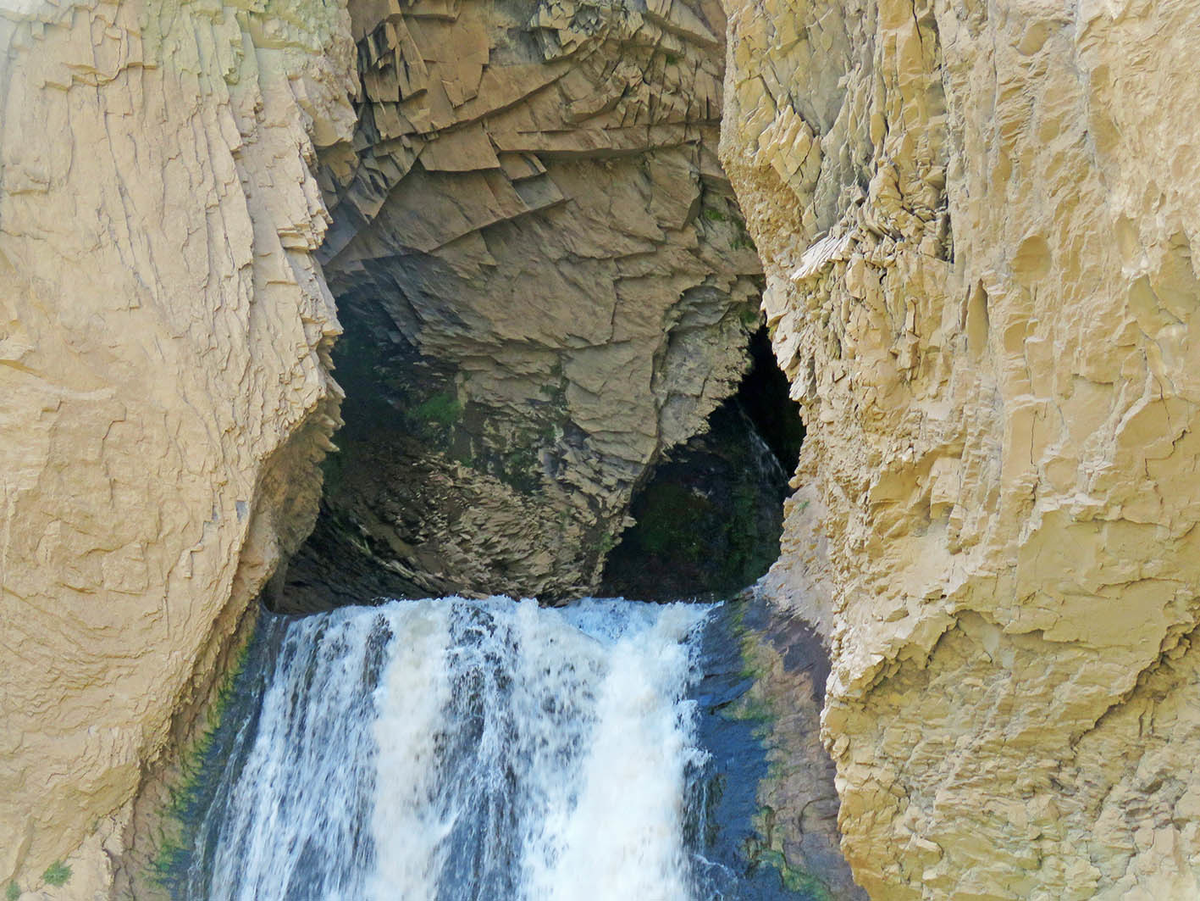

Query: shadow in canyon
[[278, 320, 802, 612], [600, 326, 804, 601]]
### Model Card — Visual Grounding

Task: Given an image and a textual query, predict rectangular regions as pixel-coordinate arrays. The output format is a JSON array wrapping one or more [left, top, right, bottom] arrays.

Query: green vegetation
[[702, 204, 758, 254], [722, 604, 776, 732], [411, 391, 462, 428], [496, 442, 541, 493], [731, 216, 756, 251], [488, 396, 569, 493], [149, 635, 254, 893], [725, 604, 834, 901], [41, 862, 70, 888], [7, 881, 19, 900], [727, 475, 772, 586], [590, 528, 618, 558], [753, 847, 834, 901], [664, 52, 681, 65], [635, 482, 715, 562]]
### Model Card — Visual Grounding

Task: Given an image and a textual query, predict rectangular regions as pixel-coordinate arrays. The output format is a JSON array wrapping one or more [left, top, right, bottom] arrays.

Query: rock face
[[0, 0, 354, 889], [721, 0, 1200, 896], [0, 0, 802, 894], [25, 0, 1200, 896], [283, 0, 764, 605]]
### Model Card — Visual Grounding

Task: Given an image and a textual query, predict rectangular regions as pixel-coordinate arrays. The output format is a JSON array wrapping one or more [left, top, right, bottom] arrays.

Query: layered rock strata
[[721, 0, 1200, 897], [0, 0, 354, 889], [284, 0, 764, 604]]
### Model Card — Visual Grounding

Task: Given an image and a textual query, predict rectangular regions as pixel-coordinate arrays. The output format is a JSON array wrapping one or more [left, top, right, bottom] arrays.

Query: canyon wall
[[0, 0, 355, 889], [721, 0, 1200, 897], [283, 0, 764, 608]]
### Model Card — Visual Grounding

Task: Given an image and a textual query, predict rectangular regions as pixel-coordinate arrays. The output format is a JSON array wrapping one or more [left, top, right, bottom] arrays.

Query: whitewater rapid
[[186, 598, 714, 901]]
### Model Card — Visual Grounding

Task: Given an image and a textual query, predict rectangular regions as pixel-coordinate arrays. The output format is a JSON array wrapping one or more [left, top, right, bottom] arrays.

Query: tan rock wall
[[0, 0, 355, 889], [721, 0, 1200, 897]]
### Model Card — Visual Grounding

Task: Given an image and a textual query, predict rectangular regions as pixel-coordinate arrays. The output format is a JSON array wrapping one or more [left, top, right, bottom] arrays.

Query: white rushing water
[[189, 598, 713, 901]]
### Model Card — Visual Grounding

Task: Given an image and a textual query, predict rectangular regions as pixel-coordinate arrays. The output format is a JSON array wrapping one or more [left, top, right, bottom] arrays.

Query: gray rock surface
[[285, 0, 765, 603]]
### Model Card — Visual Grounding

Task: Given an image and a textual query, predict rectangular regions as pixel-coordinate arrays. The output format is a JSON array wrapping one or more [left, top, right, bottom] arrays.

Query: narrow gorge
[[3, 1, 1200, 899]]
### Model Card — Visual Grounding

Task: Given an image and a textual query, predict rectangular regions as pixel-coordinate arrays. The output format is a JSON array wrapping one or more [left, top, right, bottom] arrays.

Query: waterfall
[[735, 403, 789, 490], [185, 598, 715, 901]]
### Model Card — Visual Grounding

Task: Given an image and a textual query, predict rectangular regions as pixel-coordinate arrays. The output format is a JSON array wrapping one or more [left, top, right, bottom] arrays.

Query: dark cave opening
[[279, 314, 804, 612], [739, 325, 805, 473], [598, 325, 804, 602], [274, 309, 438, 614]]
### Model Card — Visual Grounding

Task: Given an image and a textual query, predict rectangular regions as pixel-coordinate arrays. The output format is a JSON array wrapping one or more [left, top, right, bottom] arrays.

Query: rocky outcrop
[[283, 0, 764, 606], [0, 1, 354, 891], [721, 0, 1200, 896]]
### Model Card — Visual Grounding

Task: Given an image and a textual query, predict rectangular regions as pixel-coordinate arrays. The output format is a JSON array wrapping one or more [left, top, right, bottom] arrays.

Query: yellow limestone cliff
[[0, 0, 355, 888], [721, 0, 1200, 897]]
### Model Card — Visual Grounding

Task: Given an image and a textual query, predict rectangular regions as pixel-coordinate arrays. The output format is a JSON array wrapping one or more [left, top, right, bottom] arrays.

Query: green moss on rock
[[41, 862, 70, 888]]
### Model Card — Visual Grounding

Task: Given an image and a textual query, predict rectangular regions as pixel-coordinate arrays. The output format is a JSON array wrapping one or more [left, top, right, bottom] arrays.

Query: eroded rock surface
[[721, 0, 1200, 896], [0, 0, 354, 890], [283, 0, 764, 605]]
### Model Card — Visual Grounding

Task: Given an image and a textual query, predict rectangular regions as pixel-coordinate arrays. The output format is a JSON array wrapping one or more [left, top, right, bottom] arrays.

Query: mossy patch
[[751, 847, 835, 901], [635, 482, 716, 561], [148, 633, 256, 896], [734, 656, 835, 899], [411, 391, 462, 429], [690, 600, 837, 900], [41, 862, 70, 888]]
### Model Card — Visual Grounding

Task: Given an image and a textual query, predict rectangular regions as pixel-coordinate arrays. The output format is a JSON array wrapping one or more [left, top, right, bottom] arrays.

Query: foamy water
[[187, 598, 712, 901]]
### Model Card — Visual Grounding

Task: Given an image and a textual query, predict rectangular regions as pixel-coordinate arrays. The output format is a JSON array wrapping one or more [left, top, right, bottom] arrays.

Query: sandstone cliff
[[283, 0, 765, 607], [721, 0, 1200, 896], [0, 0, 354, 889]]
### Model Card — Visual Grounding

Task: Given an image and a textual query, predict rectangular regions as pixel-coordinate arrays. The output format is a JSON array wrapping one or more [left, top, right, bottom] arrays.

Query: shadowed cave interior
[[599, 326, 804, 600], [277, 316, 803, 612]]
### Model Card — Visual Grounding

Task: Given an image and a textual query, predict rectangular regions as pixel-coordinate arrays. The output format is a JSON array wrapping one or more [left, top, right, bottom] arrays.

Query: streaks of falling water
[[187, 598, 713, 901]]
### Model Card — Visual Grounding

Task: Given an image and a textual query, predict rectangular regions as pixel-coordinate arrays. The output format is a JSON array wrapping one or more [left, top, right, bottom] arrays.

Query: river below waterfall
[[168, 597, 820, 900]]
